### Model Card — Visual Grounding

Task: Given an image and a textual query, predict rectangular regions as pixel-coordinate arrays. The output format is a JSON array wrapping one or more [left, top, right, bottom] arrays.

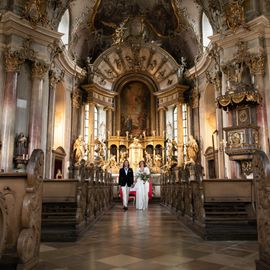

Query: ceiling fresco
[[68, 0, 203, 68]]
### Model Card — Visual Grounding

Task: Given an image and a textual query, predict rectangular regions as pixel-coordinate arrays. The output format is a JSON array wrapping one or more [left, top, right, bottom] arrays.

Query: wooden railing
[[0, 149, 44, 270]]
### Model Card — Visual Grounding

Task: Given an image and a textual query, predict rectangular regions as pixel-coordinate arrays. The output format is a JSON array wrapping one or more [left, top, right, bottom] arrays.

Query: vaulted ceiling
[[68, 0, 206, 68], [5, 0, 258, 70]]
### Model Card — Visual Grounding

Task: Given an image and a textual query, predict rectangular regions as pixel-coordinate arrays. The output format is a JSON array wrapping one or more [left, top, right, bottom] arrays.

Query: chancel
[[1, 1, 270, 269]]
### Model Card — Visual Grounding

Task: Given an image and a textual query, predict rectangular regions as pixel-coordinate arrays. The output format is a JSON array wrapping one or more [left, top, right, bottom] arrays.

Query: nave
[[37, 204, 258, 270]]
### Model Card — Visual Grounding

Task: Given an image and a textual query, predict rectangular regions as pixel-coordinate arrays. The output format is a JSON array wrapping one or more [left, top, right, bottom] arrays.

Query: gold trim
[[88, 0, 101, 30], [217, 90, 261, 109]]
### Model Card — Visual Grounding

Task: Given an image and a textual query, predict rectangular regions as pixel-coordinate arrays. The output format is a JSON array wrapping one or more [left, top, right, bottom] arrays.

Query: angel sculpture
[[101, 18, 129, 45]]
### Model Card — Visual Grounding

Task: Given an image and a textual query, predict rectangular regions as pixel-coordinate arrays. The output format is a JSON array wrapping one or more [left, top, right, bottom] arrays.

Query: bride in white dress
[[135, 160, 151, 210]]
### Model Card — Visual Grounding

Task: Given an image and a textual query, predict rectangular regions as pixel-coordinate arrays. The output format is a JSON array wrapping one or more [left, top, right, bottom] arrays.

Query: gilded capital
[[4, 49, 24, 72], [49, 70, 65, 88], [32, 61, 49, 79]]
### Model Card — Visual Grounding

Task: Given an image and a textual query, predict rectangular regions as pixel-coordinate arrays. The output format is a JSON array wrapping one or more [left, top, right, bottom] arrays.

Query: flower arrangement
[[136, 170, 150, 183]]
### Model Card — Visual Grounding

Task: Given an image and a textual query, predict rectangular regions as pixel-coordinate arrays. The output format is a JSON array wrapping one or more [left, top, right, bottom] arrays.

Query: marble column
[[0, 50, 24, 171], [251, 57, 268, 154], [28, 61, 48, 156], [45, 70, 63, 178], [150, 94, 156, 134], [177, 100, 184, 167], [88, 102, 95, 162], [105, 107, 113, 137], [158, 107, 166, 137]]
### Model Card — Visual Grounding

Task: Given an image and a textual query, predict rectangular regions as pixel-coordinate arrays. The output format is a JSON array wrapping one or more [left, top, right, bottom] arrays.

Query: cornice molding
[[210, 15, 270, 49], [0, 12, 62, 46], [57, 46, 86, 78], [186, 47, 213, 78]]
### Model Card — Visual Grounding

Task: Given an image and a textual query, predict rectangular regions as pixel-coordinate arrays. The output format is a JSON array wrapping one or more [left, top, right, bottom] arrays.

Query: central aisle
[[38, 204, 258, 270]]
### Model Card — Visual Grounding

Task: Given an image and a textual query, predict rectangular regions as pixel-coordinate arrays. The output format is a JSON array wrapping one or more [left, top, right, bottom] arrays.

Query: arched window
[[173, 106, 178, 141], [182, 104, 188, 160], [84, 104, 89, 145], [202, 13, 213, 49], [58, 9, 70, 46], [94, 106, 98, 139]]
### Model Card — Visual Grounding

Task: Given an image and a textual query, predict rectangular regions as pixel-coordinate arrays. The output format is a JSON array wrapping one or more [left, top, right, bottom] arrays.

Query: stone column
[[250, 54, 268, 154], [150, 94, 156, 134], [88, 102, 95, 163], [28, 60, 48, 156], [45, 70, 64, 178], [177, 99, 184, 167], [71, 88, 82, 140], [158, 107, 166, 136], [105, 107, 113, 137], [0, 50, 24, 171], [191, 89, 200, 140]]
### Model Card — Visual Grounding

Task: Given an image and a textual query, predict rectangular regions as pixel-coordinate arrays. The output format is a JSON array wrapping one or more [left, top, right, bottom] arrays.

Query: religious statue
[[86, 56, 94, 83], [167, 139, 173, 158], [177, 56, 187, 83], [129, 137, 143, 169], [55, 169, 63, 179], [119, 150, 128, 164], [186, 135, 199, 164], [73, 135, 86, 165], [103, 154, 118, 173], [112, 19, 128, 45], [145, 150, 153, 168], [15, 132, 28, 158]]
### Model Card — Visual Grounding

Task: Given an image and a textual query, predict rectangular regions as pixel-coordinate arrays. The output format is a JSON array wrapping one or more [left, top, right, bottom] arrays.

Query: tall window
[[182, 104, 188, 160], [84, 104, 89, 144], [202, 12, 213, 49], [58, 9, 70, 46], [94, 106, 98, 139], [173, 106, 178, 141]]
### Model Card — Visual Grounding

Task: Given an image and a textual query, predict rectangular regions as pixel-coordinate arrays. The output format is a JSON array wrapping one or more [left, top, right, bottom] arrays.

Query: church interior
[[1, 0, 270, 269]]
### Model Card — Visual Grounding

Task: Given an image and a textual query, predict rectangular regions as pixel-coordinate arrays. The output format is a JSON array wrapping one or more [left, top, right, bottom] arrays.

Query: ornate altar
[[106, 135, 165, 172]]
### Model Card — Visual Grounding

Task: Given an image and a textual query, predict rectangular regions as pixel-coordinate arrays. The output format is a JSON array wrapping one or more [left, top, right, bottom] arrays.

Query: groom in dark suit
[[119, 159, 134, 210]]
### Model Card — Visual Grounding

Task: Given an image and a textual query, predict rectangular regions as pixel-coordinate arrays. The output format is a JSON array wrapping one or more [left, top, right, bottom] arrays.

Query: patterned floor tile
[[35, 204, 258, 270]]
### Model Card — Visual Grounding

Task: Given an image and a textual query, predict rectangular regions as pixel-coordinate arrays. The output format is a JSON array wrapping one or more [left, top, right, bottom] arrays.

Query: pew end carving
[[0, 149, 44, 270], [253, 151, 270, 270]]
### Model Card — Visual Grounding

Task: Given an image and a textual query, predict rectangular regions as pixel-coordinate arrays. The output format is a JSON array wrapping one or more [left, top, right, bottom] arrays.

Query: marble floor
[[37, 203, 258, 270]]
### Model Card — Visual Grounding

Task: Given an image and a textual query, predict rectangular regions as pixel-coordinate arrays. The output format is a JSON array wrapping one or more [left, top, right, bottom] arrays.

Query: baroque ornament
[[224, 0, 245, 32], [252, 151, 270, 265], [23, 0, 48, 26], [32, 60, 49, 78], [4, 49, 25, 72]]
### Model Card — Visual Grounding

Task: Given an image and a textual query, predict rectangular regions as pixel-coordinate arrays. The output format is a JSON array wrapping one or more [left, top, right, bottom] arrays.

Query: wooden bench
[[0, 149, 44, 270]]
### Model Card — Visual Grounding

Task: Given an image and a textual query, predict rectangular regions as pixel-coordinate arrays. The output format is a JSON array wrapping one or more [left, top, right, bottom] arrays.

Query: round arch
[[113, 73, 158, 136]]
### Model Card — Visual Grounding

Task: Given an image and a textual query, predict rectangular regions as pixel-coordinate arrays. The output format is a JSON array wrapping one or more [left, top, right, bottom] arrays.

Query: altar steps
[[203, 202, 257, 240]]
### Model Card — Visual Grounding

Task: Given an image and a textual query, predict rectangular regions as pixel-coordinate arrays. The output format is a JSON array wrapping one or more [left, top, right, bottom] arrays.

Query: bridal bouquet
[[136, 171, 150, 183]]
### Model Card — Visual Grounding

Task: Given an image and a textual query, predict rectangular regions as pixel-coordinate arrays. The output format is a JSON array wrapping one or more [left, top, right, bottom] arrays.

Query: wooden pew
[[0, 149, 44, 270], [42, 166, 113, 242]]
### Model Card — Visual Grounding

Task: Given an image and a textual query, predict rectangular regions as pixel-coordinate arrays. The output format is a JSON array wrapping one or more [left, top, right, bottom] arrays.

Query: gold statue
[[186, 135, 199, 163], [119, 150, 128, 164], [145, 150, 153, 168], [73, 135, 86, 165]]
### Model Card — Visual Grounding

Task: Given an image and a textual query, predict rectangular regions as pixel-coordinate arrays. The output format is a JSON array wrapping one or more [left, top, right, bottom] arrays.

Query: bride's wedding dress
[[135, 166, 150, 210]]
